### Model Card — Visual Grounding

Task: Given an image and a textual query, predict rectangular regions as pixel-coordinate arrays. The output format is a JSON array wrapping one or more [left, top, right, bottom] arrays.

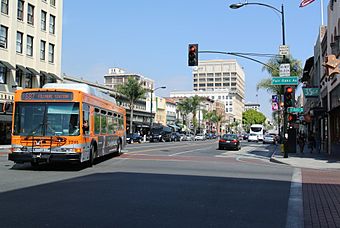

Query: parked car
[[248, 133, 259, 142], [194, 133, 206, 141], [126, 133, 143, 144], [218, 134, 241, 150], [171, 132, 182, 142], [185, 134, 194, 141], [263, 134, 276, 144], [149, 126, 172, 142]]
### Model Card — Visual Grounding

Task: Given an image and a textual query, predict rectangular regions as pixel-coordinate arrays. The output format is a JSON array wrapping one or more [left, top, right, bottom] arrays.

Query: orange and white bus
[[8, 83, 126, 166]]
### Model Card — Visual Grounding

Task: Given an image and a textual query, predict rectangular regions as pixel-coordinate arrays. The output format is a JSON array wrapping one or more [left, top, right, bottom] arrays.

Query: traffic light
[[288, 114, 297, 123], [284, 86, 294, 108], [188, 44, 198, 66]]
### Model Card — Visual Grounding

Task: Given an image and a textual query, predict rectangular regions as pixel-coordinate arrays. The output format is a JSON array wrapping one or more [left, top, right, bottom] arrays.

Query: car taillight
[[232, 139, 238, 143], [219, 139, 226, 143]]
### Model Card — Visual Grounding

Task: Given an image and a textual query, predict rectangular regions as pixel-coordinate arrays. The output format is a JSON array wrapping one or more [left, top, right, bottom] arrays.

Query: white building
[[0, 0, 63, 144], [104, 67, 154, 92], [192, 59, 245, 122], [244, 103, 260, 112]]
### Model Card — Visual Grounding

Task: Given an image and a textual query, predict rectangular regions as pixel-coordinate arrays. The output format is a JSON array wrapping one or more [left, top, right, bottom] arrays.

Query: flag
[[300, 0, 316, 7]]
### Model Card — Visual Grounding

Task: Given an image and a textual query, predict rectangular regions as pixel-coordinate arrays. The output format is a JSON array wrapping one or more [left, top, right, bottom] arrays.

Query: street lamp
[[229, 1, 288, 157], [149, 86, 166, 128], [229, 2, 285, 45]]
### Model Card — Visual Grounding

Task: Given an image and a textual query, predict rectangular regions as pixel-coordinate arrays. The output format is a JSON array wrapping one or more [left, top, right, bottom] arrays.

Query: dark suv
[[150, 126, 172, 142], [126, 133, 143, 144]]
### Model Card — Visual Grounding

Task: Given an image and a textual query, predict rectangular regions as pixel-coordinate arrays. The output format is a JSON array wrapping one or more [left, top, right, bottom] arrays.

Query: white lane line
[[286, 168, 303, 228], [169, 146, 216, 156]]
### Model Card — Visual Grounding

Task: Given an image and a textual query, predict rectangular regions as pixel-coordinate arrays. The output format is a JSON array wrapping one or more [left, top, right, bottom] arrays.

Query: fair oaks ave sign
[[271, 76, 299, 85]]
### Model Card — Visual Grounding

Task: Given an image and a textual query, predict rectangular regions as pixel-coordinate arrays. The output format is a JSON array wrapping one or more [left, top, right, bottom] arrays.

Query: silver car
[[263, 135, 275, 144]]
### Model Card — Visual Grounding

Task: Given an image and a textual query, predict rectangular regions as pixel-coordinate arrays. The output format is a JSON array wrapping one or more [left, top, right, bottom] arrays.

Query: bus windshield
[[250, 127, 262, 132], [14, 102, 80, 136]]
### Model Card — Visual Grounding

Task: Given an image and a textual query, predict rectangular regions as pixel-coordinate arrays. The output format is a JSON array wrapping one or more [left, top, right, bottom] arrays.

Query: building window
[[0, 25, 8, 49], [0, 65, 6, 84], [15, 69, 23, 87], [41, 10, 47, 31], [48, 43, 54, 63], [16, 32, 23, 53], [17, 0, 24, 20], [27, 35, 33, 56], [1, 0, 9, 15], [49, 15, 55, 34], [50, 0, 56, 7], [40, 40, 46, 60], [25, 73, 33, 88], [27, 4, 34, 25]]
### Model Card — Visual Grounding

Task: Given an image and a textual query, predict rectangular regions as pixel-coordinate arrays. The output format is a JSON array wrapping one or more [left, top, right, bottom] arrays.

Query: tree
[[211, 111, 224, 135], [189, 95, 204, 134], [177, 98, 191, 126], [256, 55, 303, 95], [203, 110, 214, 133], [242, 109, 266, 132], [116, 77, 147, 134]]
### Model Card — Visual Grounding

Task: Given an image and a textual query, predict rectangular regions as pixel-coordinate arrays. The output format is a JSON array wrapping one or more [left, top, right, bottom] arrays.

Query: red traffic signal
[[284, 86, 294, 108], [288, 114, 297, 123], [188, 44, 198, 66]]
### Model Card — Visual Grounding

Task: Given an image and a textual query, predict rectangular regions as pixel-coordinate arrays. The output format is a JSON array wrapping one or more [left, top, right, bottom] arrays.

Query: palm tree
[[177, 98, 191, 126], [189, 95, 204, 134], [211, 111, 224, 135], [116, 77, 147, 134], [203, 110, 214, 133], [256, 55, 303, 95]]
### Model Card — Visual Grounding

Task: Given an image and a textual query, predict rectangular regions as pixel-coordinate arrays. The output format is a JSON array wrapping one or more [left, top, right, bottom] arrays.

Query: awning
[[16, 64, 30, 74], [26, 67, 39, 75], [0, 61, 15, 70], [48, 73, 60, 80], [40, 71, 49, 77], [168, 124, 181, 130]]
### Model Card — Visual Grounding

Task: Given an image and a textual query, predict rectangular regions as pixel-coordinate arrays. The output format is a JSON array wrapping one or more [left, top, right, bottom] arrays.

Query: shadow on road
[[0, 172, 291, 228]]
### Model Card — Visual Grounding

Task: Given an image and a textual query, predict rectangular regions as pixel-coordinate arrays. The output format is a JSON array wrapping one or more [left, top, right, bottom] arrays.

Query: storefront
[[0, 102, 13, 145], [329, 84, 340, 156]]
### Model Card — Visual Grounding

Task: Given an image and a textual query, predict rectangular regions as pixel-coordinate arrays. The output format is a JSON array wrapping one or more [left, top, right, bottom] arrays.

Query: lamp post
[[149, 86, 166, 128], [230, 1, 288, 157]]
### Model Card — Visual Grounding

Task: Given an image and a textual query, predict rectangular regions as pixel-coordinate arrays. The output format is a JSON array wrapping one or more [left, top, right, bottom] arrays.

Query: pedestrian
[[308, 132, 316, 153], [297, 131, 305, 154]]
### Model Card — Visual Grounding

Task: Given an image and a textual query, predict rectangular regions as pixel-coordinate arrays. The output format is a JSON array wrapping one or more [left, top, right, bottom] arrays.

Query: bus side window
[[101, 110, 107, 134], [107, 112, 114, 134], [82, 104, 90, 135], [113, 113, 118, 131], [94, 108, 100, 134]]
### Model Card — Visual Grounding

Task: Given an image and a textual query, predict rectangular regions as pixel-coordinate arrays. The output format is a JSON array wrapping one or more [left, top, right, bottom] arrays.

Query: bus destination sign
[[22, 92, 73, 101]]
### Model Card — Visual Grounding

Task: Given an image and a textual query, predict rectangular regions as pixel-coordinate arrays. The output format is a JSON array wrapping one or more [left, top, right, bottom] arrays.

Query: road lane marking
[[169, 145, 216, 156], [286, 168, 303, 228]]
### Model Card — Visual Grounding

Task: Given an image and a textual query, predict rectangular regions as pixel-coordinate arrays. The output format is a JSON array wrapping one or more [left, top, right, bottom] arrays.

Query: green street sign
[[287, 107, 303, 113], [302, 88, 319, 97], [271, 76, 299, 85]]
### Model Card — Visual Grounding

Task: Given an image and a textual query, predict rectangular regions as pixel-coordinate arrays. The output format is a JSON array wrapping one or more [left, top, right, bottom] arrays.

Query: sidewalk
[[270, 145, 340, 170]]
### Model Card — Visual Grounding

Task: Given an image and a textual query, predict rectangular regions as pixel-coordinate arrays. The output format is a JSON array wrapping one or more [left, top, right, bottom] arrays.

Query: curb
[[269, 144, 290, 166]]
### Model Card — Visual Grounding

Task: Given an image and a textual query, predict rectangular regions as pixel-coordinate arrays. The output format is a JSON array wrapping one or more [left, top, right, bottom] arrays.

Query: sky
[[61, 0, 327, 119]]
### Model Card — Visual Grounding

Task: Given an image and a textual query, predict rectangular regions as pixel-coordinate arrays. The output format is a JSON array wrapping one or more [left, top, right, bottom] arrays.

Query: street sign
[[302, 88, 319, 97], [279, 45, 289, 56], [279, 64, 290, 77], [271, 76, 299, 85], [287, 107, 303, 113]]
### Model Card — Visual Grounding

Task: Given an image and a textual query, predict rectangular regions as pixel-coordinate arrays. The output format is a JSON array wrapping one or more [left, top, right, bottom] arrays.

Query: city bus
[[8, 83, 126, 166], [249, 124, 265, 141]]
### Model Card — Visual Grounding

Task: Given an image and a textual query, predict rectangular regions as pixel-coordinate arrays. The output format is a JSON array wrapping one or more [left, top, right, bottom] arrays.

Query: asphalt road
[[0, 140, 294, 228]]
